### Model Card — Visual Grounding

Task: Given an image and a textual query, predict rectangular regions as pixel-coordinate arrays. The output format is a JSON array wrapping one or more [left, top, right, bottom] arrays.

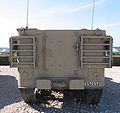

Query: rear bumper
[[36, 79, 84, 90]]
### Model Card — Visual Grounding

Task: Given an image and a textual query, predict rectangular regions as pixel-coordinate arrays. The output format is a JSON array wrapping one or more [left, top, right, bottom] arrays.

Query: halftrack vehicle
[[10, 28, 112, 104]]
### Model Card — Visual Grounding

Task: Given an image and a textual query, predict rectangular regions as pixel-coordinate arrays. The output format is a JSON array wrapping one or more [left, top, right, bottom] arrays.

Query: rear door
[[45, 30, 79, 77]]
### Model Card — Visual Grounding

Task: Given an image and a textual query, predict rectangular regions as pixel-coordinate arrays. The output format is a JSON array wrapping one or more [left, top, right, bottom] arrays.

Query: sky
[[0, 0, 120, 47]]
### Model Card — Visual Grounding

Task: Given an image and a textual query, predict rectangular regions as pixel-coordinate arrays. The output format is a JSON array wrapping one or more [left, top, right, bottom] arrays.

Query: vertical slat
[[109, 37, 112, 67], [33, 37, 36, 68], [10, 38, 13, 67], [80, 37, 83, 68], [42, 32, 46, 70]]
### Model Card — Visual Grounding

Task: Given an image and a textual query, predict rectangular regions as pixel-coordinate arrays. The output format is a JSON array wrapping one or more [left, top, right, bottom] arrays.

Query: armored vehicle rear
[[10, 28, 112, 104]]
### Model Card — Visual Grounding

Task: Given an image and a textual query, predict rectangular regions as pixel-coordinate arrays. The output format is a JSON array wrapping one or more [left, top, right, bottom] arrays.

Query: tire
[[81, 89, 103, 105], [19, 88, 37, 104], [63, 90, 82, 103], [92, 89, 103, 105]]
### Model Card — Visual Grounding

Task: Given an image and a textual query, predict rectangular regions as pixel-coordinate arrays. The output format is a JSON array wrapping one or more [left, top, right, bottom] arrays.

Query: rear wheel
[[81, 89, 103, 105], [19, 88, 37, 104]]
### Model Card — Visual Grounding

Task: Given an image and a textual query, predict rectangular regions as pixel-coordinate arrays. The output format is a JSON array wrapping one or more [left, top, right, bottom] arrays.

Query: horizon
[[4, 46, 120, 48], [0, 0, 120, 47]]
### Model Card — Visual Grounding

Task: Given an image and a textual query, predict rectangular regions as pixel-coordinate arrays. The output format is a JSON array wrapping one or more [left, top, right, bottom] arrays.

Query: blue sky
[[0, 0, 120, 47]]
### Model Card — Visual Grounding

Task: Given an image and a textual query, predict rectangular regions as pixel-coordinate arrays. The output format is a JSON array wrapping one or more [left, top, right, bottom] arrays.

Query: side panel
[[18, 67, 35, 88], [10, 36, 36, 88], [84, 68, 104, 89]]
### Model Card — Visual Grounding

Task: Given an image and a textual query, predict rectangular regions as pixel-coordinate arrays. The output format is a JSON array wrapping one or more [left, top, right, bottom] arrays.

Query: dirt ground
[[0, 66, 120, 113]]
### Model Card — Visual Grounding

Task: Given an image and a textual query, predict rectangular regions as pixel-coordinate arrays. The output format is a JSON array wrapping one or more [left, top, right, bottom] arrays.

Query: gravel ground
[[0, 66, 120, 113]]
